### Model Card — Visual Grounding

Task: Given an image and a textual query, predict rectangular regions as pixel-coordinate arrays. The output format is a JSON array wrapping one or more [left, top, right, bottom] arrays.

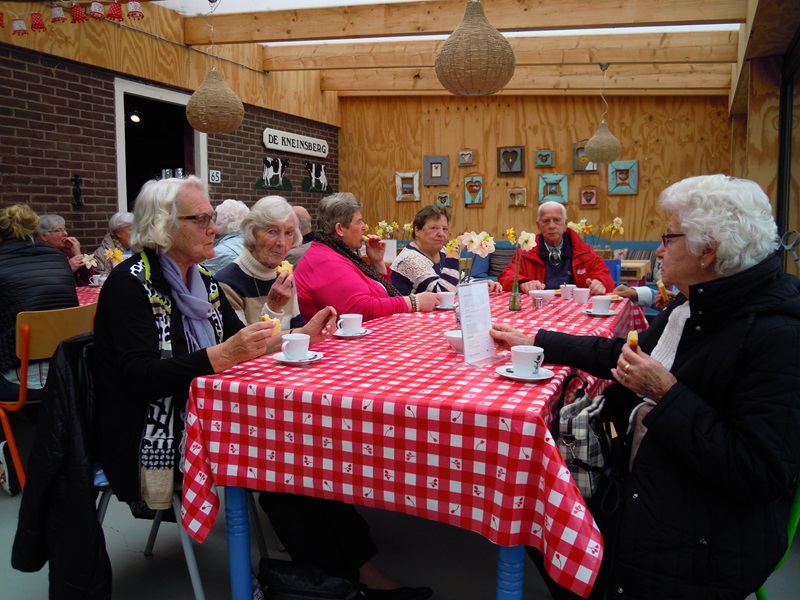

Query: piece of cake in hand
[[656, 279, 669, 302], [627, 330, 639, 352], [275, 260, 293, 275], [260, 315, 281, 336]]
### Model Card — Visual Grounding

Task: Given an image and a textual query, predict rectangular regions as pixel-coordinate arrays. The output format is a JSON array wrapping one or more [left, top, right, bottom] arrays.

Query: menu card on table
[[457, 280, 499, 367]]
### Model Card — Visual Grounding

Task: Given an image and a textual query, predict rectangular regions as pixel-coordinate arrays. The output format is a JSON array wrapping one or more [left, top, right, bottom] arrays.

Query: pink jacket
[[294, 241, 409, 322]]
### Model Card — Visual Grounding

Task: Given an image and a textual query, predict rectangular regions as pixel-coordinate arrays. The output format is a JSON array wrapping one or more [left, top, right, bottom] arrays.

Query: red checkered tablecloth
[[182, 294, 646, 597], [76, 285, 101, 306]]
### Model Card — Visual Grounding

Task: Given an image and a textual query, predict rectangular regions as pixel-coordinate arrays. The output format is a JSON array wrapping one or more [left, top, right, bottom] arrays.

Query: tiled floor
[[2, 412, 798, 599]]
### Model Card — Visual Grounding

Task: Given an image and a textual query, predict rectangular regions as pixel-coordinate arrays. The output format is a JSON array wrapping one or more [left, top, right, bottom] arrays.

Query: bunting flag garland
[[106, 2, 123, 22], [89, 2, 105, 20], [31, 12, 47, 32], [51, 6, 67, 23], [127, 2, 144, 20], [70, 3, 89, 23], [12, 18, 28, 36]]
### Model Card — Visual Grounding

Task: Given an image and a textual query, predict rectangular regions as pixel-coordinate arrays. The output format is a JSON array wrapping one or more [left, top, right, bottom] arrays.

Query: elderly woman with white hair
[[203, 198, 249, 274], [492, 175, 800, 599], [38, 213, 95, 286], [93, 176, 336, 511], [92, 211, 134, 275]]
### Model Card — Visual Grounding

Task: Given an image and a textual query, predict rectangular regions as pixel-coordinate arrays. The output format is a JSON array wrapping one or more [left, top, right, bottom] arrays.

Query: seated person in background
[[391, 205, 502, 295], [38, 213, 95, 286], [491, 175, 800, 599], [92, 211, 133, 275], [215, 195, 306, 329], [498, 201, 613, 295], [93, 176, 336, 512], [286, 204, 314, 266], [202, 198, 249, 274], [294, 192, 440, 322], [0, 204, 78, 404]]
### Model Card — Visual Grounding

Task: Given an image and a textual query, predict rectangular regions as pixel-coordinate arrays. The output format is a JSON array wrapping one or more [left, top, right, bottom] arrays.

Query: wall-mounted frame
[[580, 186, 598, 207], [497, 146, 525, 176], [572, 141, 600, 174], [395, 171, 420, 201], [538, 174, 568, 204], [608, 160, 639, 195], [465, 174, 484, 206], [458, 148, 476, 166], [535, 149, 554, 167], [436, 192, 451, 207], [423, 155, 449, 185], [507, 187, 527, 207]]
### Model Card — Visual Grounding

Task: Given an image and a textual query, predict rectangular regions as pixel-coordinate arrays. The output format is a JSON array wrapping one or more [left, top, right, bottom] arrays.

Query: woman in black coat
[[492, 175, 800, 599]]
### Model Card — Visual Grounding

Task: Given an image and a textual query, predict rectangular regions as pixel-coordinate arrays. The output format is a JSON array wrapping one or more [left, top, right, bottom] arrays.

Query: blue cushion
[[604, 259, 621, 286]]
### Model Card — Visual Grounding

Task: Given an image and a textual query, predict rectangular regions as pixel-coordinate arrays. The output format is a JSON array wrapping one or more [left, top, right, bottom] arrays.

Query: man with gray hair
[[286, 204, 314, 266], [203, 199, 249, 274]]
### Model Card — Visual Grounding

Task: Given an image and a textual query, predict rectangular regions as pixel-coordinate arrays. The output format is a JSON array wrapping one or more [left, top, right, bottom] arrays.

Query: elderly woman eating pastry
[[294, 192, 441, 321]]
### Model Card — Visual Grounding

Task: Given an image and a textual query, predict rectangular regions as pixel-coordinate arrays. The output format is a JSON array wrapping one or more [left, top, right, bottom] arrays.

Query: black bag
[[258, 558, 365, 600]]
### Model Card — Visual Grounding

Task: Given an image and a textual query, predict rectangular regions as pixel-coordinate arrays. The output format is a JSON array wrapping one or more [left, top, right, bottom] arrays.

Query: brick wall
[[0, 44, 338, 248]]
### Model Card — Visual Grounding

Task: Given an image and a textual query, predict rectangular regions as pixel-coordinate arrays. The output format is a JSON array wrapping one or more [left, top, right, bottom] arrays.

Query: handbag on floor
[[258, 557, 365, 600], [554, 373, 612, 499]]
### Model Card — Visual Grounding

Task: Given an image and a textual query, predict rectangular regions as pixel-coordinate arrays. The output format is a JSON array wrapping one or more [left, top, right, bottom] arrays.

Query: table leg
[[225, 486, 252, 600], [496, 545, 525, 600]]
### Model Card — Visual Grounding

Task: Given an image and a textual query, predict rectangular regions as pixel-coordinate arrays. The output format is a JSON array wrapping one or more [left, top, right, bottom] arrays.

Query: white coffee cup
[[90, 274, 107, 286], [572, 287, 590, 304], [336, 313, 363, 335], [560, 284, 576, 300], [591, 296, 612, 315], [281, 333, 310, 360], [438, 291, 456, 308], [510, 345, 544, 378]]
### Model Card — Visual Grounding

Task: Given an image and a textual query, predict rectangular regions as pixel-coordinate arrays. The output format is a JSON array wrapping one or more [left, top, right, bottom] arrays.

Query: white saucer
[[583, 309, 619, 317], [274, 351, 323, 366], [495, 366, 554, 382], [86, 283, 100, 288], [333, 328, 371, 338], [436, 304, 457, 311]]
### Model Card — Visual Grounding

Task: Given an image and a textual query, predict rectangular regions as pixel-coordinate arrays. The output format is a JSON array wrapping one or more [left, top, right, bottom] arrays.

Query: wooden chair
[[0, 303, 97, 491], [755, 477, 800, 599]]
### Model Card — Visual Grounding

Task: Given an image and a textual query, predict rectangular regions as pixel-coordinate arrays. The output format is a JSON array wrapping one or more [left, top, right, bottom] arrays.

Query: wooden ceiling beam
[[184, 0, 747, 46], [334, 88, 731, 97], [262, 31, 738, 72]]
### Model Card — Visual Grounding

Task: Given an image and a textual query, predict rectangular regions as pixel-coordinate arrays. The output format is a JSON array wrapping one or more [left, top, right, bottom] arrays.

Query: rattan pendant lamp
[[434, 0, 515, 96], [584, 63, 621, 164], [185, 1, 244, 133]]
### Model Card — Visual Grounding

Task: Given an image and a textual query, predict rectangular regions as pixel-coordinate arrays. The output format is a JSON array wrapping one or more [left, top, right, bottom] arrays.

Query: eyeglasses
[[178, 211, 217, 229], [661, 233, 686, 247], [46, 228, 67, 235]]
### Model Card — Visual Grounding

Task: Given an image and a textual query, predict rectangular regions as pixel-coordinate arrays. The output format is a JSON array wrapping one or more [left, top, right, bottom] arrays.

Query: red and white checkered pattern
[[76, 286, 100, 306], [182, 294, 646, 598]]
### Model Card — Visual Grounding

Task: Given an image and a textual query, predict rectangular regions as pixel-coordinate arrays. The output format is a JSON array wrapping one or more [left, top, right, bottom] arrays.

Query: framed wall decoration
[[535, 149, 554, 167], [538, 174, 568, 204], [572, 141, 600, 174], [458, 148, 476, 166], [436, 192, 451, 207], [608, 160, 639, 195], [507, 187, 527, 207], [465, 174, 484, 206], [497, 146, 525, 176], [395, 171, 420, 201], [423, 155, 449, 185], [580, 186, 598, 206]]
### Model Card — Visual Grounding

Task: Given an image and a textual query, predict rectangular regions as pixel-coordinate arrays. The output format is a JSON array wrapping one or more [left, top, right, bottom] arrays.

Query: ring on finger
[[624, 363, 630, 373], [623, 373, 628, 381]]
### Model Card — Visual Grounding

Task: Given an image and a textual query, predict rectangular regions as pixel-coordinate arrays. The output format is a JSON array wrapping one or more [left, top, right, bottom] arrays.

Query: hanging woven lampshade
[[584, 63, 621, 164], [434, 0, 515, 96], [186, 69, 244, 134]]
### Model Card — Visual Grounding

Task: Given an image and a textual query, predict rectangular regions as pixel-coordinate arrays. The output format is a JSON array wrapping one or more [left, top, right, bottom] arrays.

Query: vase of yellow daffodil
[[596, 217, 624, 258], [451, 231, 496, 283], [506, 228, 536, 311], [105, 247, 125, 267]]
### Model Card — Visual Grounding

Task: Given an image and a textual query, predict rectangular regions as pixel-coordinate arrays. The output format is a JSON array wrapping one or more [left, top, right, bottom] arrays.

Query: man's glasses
[[661, 233, 686, 247], [46, 227, 67, 235], [178, 211, 217, 229]]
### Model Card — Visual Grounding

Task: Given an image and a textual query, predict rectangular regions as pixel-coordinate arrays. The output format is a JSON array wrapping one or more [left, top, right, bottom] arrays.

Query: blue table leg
[[496, 545, 525, 600], [225, 486, 252, 600]]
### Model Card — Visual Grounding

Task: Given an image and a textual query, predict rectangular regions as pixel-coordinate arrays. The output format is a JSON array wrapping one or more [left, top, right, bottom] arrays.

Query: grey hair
[[215, 199, 250, 236], [317, 192, 361, 235], [38, 214, 66, 233], [108, 211, 134, 233], [659, 175, 779, 277], [131, 175, 208, 253], [241, 196, 301, 252], [537, 201, 567, 222]]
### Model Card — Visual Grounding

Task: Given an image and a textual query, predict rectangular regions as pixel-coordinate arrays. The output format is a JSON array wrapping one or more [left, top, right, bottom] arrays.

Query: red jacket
[[498, 229, 614, 291]]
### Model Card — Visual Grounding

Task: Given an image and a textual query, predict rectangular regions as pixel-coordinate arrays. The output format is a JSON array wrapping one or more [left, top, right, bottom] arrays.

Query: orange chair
[[0, 303, 97, 491]]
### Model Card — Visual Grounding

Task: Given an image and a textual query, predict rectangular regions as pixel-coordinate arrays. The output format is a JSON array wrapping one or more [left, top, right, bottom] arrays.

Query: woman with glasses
[[37, 214, 95, 286], [391, 205, 502, 295], [93, 176, 336, 513], [492, 175, 800, 599], [497, 201, 614, 295]]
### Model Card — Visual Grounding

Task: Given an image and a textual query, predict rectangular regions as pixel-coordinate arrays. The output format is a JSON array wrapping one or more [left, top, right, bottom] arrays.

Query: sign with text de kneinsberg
[[263, 128, 329, 158]]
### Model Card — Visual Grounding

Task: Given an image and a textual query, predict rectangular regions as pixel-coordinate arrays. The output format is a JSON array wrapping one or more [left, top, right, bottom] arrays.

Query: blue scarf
[[160, 253, 217, 351]]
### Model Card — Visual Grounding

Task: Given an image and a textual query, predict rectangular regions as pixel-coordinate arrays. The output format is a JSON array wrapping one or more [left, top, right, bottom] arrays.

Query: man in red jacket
[[498, 201, 614, 294]]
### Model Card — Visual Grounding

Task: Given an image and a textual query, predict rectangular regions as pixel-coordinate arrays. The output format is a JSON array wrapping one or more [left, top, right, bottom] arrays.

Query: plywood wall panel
[[340, 95, 731, 241]]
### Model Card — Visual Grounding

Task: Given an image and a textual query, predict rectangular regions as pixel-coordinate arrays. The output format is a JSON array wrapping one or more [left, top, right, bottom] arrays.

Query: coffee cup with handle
[[281, 333, 310, 360]]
